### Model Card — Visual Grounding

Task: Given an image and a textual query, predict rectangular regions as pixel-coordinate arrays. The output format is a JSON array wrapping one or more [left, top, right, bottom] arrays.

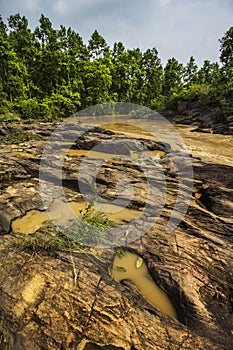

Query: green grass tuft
[[0, 131, 42, 145]]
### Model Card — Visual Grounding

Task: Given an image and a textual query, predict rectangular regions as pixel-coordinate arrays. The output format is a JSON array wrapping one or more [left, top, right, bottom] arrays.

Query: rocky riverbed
[[0, 121, 233, 350], [162, 101, 233, 135]]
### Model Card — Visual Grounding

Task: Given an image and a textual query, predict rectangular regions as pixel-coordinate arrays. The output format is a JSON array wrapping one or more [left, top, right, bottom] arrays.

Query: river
[[77, 115, 233, 166]]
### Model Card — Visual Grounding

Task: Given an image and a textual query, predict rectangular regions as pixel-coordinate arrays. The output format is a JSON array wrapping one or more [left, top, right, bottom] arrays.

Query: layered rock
[[0, 122, 232, 349]]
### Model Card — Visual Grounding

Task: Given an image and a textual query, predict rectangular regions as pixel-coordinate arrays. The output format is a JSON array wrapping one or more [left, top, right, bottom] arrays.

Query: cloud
[[1, 0, 232, 65]]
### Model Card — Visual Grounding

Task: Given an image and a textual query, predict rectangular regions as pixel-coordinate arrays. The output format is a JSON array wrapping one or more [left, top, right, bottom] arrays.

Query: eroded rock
[[0, 122, 232, 349]]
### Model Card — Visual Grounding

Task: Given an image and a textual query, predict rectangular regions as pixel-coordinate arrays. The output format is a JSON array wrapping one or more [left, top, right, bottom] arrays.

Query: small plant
[[114, 247, 126, 258], [12, 231, 83, 252], [0, 170, 13, 182], [64, 201, 114, 245], [115, 266, 126, 272], [0, 131, 42, 145], [13, 201, 114, 252]]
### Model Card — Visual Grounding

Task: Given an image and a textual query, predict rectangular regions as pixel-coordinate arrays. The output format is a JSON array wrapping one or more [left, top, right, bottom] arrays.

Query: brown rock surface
[[0, 122, 232, 349]]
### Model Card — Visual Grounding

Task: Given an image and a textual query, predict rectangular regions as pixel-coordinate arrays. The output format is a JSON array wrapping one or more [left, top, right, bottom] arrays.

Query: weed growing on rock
[[0, 131, 42, 145], [114, 247, 126, 258], [12, 202, 114, 251], [0, 171, 13, 182], [12, 231, 84, 252], [64, 201, 114, 246]]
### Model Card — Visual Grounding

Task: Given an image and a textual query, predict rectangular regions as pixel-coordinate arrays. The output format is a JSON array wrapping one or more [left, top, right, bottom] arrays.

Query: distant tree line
[[0, 13, 233, 120]]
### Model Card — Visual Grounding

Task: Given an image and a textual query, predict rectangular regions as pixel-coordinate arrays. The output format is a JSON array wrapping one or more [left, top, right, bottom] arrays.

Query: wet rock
[[0, 122, 232, 349], [213, 121, 233, 135]]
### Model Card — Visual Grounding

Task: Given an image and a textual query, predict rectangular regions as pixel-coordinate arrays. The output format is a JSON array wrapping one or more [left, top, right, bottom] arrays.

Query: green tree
[[32, 15, 64, 96], [110, 47, 144, 103], [142, 47, 164, 108], [184, 56, 198, 85], [163, 57, 184, 97], [88, 30, 109, 59], [219, 26, 233, 67], [8, 13, 36, 98], [112, 41, 125, 57], [219, 26, 233, 85], [197, 60, 220, 86], [0, 15, 26, 104], [81, 58, 113, 107]]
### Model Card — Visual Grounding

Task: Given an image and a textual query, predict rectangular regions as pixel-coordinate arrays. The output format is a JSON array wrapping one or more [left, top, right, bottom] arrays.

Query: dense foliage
[[0, 13, 233, 121]]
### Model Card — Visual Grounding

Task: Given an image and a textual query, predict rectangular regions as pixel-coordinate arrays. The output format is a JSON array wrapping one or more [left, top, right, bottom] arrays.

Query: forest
[[0, 13, 233, 121]]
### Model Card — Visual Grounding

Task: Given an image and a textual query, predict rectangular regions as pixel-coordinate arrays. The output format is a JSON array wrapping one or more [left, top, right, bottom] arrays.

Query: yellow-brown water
[[63, 149, 121, 159], [12, 201, 141, 234], [12, 151, 34, 158], [101, 122, 159, 141], [81, 117, 233, 165], [12, 210, 50, 234], [111, 251, 178, 319], [63, 148, 165, 159], [177, 126, 233, 165]]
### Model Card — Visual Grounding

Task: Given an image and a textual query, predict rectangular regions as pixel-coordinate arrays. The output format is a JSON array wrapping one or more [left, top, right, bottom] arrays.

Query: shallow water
[[12, 151, 34, 158], [63, 149, 121, 159], [111, 251, 178, 319], [63, 148, 165, 159], [11, 201, 141, 234], [177, 127, 233, 165], [80, 116, 233, 165], [12, 210, 50, 234]]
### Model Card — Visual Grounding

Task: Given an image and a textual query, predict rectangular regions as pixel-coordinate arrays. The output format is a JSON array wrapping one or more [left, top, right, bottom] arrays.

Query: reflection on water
[[111, 251, 178, 319]]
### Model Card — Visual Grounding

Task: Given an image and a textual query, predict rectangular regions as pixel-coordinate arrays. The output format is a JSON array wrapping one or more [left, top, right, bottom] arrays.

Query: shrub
[[0, 99, 13, 114], [48, 92, 81, 118], [15, 98, 41, 119]]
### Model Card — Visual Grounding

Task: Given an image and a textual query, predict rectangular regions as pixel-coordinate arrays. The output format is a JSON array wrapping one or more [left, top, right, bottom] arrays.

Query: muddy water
[[111, 251, 178, 319], [51, 200, 141, 226], [177, 126, 233, 165], [63, 149, 121, 159], [63, 148, 165, 159], [101, 122, 159, 141], [12, 201, 141, 234], [79, 116, 232, 165], [12, 210, 50, 234], [115, 120, 233, 166], [12, 151, 34, 158]]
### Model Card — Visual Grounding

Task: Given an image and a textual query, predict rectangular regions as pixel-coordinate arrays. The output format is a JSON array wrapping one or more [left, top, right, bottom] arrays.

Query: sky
[[0, 0, 232, 66]]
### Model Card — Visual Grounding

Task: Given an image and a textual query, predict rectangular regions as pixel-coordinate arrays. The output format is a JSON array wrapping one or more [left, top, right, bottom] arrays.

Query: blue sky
[[0, 0, 232, 65]]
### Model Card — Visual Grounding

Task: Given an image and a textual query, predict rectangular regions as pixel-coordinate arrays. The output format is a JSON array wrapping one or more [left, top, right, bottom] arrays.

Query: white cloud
[[158, 0, 173, 6], [1, 0, 233, 65]]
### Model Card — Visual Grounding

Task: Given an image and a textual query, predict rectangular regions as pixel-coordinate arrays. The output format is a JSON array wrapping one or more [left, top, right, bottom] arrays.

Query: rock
[[162, 101, 233, 136], [177, 102, 188, 113], [213, 124, 233, 135], [0, 124, 24, 136], [0, 122, 232, 349]]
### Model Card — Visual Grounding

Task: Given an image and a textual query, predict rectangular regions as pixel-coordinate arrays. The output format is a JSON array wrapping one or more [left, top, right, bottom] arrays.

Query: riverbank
[[161, 102, 233, 135], [0, 120, 232, 349]]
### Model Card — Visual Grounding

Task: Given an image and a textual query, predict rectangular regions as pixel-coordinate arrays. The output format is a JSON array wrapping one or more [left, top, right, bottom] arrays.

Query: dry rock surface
[[0, 122, 232, 350]]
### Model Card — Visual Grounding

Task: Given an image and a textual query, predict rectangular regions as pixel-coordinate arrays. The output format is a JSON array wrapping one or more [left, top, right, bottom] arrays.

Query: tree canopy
[[0, 13, 232, 121]]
